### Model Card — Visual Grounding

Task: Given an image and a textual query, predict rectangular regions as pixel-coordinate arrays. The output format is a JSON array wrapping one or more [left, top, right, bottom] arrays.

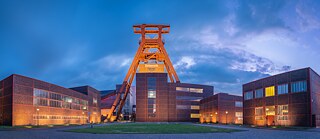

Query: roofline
[[243, 67, 311, 86]]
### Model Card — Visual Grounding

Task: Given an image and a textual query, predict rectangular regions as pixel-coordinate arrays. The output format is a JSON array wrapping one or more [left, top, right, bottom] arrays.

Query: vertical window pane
[[255, 89, 263, 98], [265, 86, 275, 97], [291, 81, 307, 93]]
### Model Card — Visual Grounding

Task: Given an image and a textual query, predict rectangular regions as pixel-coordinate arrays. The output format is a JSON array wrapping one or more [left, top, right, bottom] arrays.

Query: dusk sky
[[1, 0, 320, 95]]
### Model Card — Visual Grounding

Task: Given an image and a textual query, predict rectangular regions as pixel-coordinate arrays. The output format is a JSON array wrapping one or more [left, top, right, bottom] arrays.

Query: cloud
[[174, 56, 196, 69]]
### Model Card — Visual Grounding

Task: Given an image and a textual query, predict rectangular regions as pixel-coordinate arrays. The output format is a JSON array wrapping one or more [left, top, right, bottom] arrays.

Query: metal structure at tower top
[[106, 24, 180, 121]]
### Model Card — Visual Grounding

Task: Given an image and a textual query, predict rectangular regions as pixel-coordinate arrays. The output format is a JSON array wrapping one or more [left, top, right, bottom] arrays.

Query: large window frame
[[244, 91, 253, 100], [291, 80, 307, 93], [255, 89, 263, 98], [265, 86, 275, 97], [278, 84, 289, 95]]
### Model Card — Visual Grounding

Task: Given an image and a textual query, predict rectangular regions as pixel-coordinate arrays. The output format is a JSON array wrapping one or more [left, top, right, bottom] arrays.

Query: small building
[[136, 73, 213, 122], [200, 93, 243, 124], [243, 67, 320, 127], [0, 74, 101, 126], [100, 86, 136, 121]]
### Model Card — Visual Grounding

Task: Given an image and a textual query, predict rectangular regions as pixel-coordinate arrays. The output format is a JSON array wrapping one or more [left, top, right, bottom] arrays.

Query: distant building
[[200, 93, 243, 124], [100, 86, 136, 121], [0, 74, 101, 126], [243, 67, 320, 127], [136, 73, 213, 122]]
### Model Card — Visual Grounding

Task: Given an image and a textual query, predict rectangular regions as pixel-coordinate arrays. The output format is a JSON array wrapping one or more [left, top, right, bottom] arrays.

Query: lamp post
[[36, 108, 40, 126], [225, 111, 228, 125], [215, 112, 218, 123], [210, 114, 213, 123]]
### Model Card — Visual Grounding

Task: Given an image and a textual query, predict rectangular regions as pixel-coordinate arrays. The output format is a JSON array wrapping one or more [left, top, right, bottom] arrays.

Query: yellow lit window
[[190, 114, 200, 118], [191, 105, 200, 110], [265, 86, 275, 97]]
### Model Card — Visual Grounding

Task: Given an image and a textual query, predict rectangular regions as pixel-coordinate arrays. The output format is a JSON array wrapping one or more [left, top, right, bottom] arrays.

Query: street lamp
[[210, 114, 213, 123], [225, 111, 228, 125], [215, 112, 218, 123], [36, 108, 40, 126]]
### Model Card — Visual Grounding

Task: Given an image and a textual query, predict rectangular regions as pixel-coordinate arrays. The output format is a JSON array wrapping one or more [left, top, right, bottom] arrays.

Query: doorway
[[265, 106, 275, 126]]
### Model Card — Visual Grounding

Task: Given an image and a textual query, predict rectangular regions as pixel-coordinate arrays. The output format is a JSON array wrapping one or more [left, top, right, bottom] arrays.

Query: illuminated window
[[255, 89, 263, 98], [277, 105, 288, 120], [265, 86, 275, 97], [189, 88, 203, 93], [278, 84, 288, 95], [191, 105, 200, 110], [147, 77, 156, 118], [235, 101, 243, 107], [255, 107, 263, 120], [244, 91, 253, 100], [291, 81, 307, 93], [235, 112, 243, 120], [176, 87, 189, 92], [265, 106, 275, 115], [190, 114, 200, 118]]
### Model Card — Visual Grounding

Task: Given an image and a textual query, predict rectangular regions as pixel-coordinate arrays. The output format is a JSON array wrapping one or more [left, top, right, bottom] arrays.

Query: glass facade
[[244, 91, 253, 100], [291, 81, 307, 93], [176, 87, 203, 93], [255, 89, 263, 98], [265, 86, 275, 97], [33, 88, 88, 111], [147, 77, 156, 118], [278, 84, 288, 95]]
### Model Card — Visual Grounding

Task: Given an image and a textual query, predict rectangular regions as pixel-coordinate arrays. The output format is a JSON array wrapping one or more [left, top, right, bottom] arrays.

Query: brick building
[[200, 93, 243, 124], [243, 68, 320, 127], [0, 74, 101, 126], [135, 73, 213, 122]]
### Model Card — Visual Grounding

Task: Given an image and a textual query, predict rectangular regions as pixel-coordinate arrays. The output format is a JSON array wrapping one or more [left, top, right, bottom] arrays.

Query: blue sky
[[1, 0, 320, 95]]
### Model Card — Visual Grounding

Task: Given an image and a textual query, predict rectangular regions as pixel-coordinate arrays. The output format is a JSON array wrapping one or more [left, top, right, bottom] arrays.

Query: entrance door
[[266, 115, 275, 126], [265, 106, 275, 126]]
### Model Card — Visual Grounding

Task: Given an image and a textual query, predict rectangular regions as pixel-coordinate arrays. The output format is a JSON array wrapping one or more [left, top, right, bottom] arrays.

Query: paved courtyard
[[1, 123, 320, 139]]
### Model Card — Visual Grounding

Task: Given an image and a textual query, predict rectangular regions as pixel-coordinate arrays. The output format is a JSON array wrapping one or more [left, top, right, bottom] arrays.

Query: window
[[191, 105, 200, 110], [265, 106, 275, 115], [190, 114, 200, 118], [265, 86, 275, 97], [277, 105, 288, 120], [291, 81, 307, 93], [176, 87, 189, 92], [176, 96, 203, 101], [255, 89, 263, 98], [278, 84, 288, 95], [176, 105, 189, 110], [33, 88, 88, 111], [189, 88, 203, 93], [235, 101, 243, 107], [147, 77, 156, 118], [244, 91, 253, 100], [176, 87, 203, 93], [147, 90, 156, 98], [255, 107, 263, 120], [235, 112, 243, 120]]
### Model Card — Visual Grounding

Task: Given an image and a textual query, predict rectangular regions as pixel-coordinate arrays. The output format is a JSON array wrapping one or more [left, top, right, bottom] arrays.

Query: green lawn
[[66, 123, 241, 134]]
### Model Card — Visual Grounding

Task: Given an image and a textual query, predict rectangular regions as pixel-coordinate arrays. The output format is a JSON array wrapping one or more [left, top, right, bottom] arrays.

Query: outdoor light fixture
[[225, 111, 228, 125]]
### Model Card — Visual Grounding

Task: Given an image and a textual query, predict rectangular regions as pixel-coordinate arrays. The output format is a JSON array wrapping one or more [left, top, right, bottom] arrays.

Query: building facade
[[0, 74, 101, 126], [243, 68, 320, 127], [136, 73, 213, 122], [200, 93, 243, 124]]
